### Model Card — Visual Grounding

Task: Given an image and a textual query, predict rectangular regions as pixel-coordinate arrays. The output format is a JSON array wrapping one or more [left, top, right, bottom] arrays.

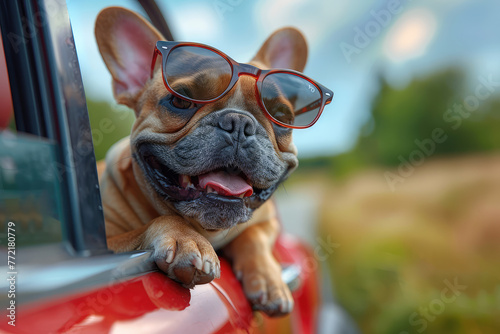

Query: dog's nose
[[217, 112, 257, 141]]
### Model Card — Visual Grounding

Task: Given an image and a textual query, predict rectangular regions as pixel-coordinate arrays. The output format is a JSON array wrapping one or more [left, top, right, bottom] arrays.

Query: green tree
[[86, 99, 135, 161], [360, 69, 463, 165], [323, 68, 500, 176]]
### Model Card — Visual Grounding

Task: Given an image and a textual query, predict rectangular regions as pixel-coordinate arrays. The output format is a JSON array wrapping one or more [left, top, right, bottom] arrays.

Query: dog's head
[[95, 7, 308, 230]]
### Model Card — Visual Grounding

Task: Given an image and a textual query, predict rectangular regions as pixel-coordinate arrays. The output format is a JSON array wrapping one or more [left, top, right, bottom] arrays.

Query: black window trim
[[0, 0, 108, 255]]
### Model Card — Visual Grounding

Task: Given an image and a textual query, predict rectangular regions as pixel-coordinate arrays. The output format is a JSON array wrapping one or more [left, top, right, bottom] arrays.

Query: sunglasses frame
[[151, 41, 334, 129]]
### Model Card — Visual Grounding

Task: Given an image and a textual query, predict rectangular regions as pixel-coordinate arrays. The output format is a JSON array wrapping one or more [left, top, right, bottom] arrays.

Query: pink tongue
[[198, 170, 253, 197]]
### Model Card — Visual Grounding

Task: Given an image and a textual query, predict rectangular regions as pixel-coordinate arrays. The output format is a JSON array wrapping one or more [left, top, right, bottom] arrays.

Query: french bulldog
[[95, 6, 312, 316]]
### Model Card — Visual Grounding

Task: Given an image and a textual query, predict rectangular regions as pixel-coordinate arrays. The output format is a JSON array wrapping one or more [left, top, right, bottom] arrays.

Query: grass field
[[288, 153, 500, 334]]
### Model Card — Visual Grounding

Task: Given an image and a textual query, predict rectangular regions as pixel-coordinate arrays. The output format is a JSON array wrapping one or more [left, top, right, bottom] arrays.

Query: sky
[[67, 0, 500, 158]]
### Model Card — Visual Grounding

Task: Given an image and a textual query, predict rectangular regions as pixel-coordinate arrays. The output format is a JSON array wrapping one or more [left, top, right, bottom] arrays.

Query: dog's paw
[[151, 234, 220, 289], [234, 253, 294, 317]]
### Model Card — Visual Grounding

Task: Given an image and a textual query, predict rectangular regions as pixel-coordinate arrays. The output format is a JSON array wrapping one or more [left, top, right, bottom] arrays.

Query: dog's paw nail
[[166, 250, 174, 263], [259, 292, 268, 305], [191, 256, 203, 270], [215, 263, 221, 279], [287, 299, 294, 313], [203, 261, 211, 274], [279, 300, 287, 313]]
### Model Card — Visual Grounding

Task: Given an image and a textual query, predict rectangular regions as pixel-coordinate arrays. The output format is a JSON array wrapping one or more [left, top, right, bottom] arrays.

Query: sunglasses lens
[[165, 46, 232, 101], [261, 73, 323, 127]]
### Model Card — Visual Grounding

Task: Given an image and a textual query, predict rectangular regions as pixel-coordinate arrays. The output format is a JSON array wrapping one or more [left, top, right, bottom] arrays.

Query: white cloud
[[166, 3, 222, 43], [383, 8, 438, 63], [254, 0, 353, 48]]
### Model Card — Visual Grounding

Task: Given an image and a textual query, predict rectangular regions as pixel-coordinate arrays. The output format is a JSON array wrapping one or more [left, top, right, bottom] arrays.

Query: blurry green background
[[294, 67, 500, 333], [71, 0, 500, 333]]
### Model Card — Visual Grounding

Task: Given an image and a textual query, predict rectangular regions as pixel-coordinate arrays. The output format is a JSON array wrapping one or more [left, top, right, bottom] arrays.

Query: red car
[[1, 232, 319, 333]]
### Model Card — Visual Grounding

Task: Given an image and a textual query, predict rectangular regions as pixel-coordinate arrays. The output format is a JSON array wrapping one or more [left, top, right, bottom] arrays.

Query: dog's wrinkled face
[[95, 7, 308, 230], [132, 75, 298, 230]]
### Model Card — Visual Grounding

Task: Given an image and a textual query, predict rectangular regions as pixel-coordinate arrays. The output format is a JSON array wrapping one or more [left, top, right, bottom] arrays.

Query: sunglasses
[[151, 41, 333, 129]]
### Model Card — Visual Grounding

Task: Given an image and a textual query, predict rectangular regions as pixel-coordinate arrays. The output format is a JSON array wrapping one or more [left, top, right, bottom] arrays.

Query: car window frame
[[0, 0, 107, 255]]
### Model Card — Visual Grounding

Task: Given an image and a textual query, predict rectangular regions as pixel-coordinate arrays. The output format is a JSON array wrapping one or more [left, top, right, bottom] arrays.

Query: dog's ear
[[252, 27, 308, 72], [95, 7, 164, 108]]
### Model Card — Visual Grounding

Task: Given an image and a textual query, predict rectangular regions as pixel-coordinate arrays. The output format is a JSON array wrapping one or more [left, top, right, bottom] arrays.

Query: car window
[[0, 136, 65, 247], [0, 26, 64, 247], [0, 0, 106, 254]]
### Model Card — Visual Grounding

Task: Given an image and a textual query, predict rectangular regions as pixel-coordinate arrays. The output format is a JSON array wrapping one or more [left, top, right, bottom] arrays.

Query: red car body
[[0, 234, 319, 334]]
